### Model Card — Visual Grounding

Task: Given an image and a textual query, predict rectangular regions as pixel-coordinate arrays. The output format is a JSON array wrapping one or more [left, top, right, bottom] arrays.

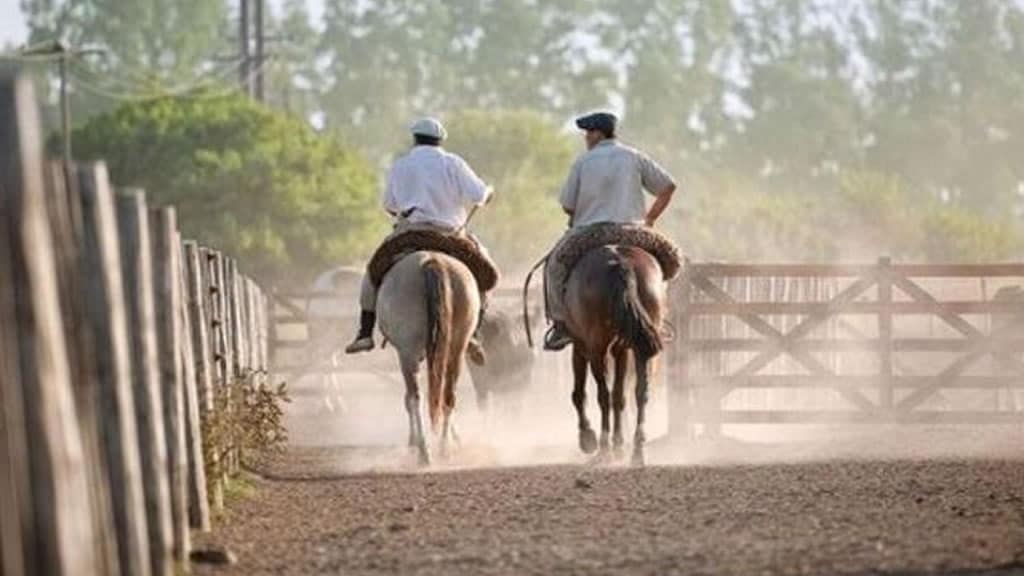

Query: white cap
[[410, 117, 447, 141]]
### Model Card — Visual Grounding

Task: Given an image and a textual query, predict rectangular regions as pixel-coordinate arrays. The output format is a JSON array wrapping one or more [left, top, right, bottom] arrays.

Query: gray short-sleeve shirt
[[559, 140, 675, 228]]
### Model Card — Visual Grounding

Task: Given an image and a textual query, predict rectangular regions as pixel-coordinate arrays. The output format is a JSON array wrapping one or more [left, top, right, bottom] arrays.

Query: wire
[[0, 51, 65, 63], [68, 57, 266, 102]]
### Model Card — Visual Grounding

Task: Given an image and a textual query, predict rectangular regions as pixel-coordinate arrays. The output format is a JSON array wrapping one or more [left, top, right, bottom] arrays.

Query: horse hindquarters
[[606, 257, 663, 359]]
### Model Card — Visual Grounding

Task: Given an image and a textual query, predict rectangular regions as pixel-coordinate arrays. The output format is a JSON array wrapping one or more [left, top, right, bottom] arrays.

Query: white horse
[[377, 251, 480, 465]]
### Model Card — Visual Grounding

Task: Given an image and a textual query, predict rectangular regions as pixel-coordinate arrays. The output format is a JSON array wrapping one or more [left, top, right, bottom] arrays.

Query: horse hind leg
[[632, 353, 652, 467], [400, 355, 430, 466], [440, 349, 464, 460], [572, 345, 597, 454], [591, 352, 611, 454], [612, 347, 628, 455]]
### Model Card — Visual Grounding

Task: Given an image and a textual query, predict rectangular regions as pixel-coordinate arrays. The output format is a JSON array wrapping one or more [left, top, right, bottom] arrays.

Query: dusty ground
[[192, 365, 1024, 575], [193, 443, 1024, 576]]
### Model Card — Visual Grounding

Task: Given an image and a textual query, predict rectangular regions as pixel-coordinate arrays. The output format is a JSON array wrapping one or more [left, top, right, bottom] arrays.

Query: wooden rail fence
[[668, 258, 1024, 435], [1, 71, 271, 575]]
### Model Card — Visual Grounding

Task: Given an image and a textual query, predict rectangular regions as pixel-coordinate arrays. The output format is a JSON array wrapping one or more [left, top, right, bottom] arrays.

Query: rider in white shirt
[[346, 118, 493, 354]]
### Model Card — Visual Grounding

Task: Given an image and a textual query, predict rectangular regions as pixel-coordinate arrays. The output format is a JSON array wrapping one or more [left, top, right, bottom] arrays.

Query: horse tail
[[607, 256, 662, 359], [424, 258, 451, 433]]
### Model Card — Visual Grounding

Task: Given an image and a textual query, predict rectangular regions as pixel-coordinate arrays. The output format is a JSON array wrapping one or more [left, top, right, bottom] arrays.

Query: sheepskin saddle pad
[[367, 229, 500, 291], [555, 223, 682, 280]]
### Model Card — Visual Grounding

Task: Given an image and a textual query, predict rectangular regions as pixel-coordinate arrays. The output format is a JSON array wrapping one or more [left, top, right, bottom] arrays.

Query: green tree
[[444, 109, 576, 272], [72, 93, 385, 285], [597, 0, 736, 171], [317, 0, 612, 161], [21, 0, 228, 80], [727, 0, 862, 185], [262, 0, 322, 119]]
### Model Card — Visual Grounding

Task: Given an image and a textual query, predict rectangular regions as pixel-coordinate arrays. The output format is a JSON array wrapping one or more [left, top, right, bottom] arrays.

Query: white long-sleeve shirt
[[382, 145, 491, 229]]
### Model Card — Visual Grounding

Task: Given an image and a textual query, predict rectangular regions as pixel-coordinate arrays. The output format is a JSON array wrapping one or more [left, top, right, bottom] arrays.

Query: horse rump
[[423, 258, 451, 433], [607, 256, 662, 359]]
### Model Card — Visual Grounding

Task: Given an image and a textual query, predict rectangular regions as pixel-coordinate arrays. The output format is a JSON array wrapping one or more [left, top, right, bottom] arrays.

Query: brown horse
[[564, 245, 667, 465]]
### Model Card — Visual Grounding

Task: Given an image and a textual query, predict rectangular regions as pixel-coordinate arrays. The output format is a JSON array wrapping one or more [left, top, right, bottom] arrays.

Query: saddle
[[555, 223, 683, 280], [367, 229, 500, 291]]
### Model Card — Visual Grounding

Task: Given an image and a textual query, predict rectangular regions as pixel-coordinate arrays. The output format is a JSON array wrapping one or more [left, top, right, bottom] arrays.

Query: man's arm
[[645, 183, 675, 227], [453, 156, 491, 205], [382, 165, 400, 215], [559, 158, 583, 227]]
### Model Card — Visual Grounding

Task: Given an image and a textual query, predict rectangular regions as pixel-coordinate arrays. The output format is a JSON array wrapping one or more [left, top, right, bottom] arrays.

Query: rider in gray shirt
[[544, 112, 677, 350]]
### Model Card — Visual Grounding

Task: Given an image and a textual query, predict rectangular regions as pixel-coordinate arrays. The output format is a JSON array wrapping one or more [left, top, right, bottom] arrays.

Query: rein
[[522, 252, 550, 348]]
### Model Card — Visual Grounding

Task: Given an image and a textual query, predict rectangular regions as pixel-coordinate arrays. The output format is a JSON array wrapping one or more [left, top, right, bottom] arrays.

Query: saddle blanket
[[555, 223, 683, 280], [367, 229, 500, 291]]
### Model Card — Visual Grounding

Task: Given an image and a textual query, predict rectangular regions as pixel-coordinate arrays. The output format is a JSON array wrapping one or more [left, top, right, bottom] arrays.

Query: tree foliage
[[21, 0, 1024, 266], [444, 109, 577, 271], [71, 93, 385, 285]]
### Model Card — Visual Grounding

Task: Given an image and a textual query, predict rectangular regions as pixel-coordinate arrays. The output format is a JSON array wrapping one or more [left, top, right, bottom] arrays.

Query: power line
[[68, 58, 247, 101], [69, 58, 260, 102]]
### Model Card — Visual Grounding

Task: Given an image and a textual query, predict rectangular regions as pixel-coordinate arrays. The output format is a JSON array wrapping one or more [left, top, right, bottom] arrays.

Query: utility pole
[[254, 0, 265, 102], [239, 0, 251, 96], [20, 41, 103, 167]]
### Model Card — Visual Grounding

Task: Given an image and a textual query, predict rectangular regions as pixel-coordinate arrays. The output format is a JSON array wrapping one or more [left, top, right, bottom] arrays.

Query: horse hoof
[[631, 450, 646, 467], [613, 444, 627, 460], [579, 429, 598, 454], [418, 449, 432, 467], [590, 450, 612, 466]]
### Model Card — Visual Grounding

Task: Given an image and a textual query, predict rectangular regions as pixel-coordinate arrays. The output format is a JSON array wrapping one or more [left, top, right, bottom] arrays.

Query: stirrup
[[344, 336, 375, 354], [543, 324, 573, 351], [467, 339, 486, 365]]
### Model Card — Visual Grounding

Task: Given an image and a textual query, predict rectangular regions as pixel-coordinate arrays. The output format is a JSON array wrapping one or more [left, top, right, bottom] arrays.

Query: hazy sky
[[0, 0, 329, 47], [0, 0, 26, 45]]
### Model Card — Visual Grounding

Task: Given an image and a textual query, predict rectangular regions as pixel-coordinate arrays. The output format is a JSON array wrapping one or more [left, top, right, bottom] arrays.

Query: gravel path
[[193, 448, 1024, 576]]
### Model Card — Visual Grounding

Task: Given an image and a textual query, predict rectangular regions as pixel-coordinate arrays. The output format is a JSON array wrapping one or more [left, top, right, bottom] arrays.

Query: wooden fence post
[[0, 69, 99, 576], [116, 189, 174, 576], [42, 159, 122, 575], [225, 258, 242, 473], [186, 243, 223, 513], [246, 279, 258, 376], [177, 238, 211, 531], [878, 256, 894, 413], [208, 251, 233, 482], [150, 207, 189, 564], [668, 260, 693, 439], [77, 164, 151, 576], [43, 161, 121, 576]]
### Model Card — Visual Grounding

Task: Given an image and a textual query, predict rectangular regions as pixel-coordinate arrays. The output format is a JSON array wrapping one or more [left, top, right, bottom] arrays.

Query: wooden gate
[[668, 258, 1024, 435]]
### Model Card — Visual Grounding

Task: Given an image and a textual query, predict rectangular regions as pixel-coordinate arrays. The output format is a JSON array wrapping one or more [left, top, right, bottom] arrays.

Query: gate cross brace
[[689, 274, 877, 412], [896, 312, 1024, 412]]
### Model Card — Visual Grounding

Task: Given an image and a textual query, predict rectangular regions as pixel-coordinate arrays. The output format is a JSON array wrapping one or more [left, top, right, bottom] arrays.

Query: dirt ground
[[192, 365, 1024, 575], [193, 443, 1024, 576]]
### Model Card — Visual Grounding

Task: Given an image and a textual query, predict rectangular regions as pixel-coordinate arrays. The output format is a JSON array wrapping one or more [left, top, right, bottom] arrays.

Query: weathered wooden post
[[116, 189, 174, 576], [150, 207, 190, 563], [175, 237, 211, 532], [668, 259, 693, 439], [225, 258, 243, 473], [208, 250, 233, 482], [0, 69, 100, 576], [878, 256, 894, 414], [42, 161, 121, 575], [246, 279, 258, 376], [77, 164, 152, 576], [186, 243, 223, 512]]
